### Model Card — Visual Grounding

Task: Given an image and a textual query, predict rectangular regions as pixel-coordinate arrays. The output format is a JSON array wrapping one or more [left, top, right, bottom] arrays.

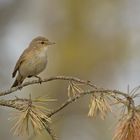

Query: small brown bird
[[11, 36, 55, 88]]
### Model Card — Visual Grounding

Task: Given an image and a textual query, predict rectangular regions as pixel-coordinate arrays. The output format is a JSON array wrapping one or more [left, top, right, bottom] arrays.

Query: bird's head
[[30, 36, 55, 48]]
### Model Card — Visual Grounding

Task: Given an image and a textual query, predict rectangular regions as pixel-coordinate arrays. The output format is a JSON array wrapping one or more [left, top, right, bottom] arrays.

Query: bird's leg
[[18, 84, 22, 90], [34, 75, 42, 84], [17, 72, 23, 90]]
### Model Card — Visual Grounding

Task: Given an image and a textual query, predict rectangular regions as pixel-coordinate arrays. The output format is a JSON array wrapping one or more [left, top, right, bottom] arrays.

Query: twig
[[48, 89, 135, 117], [0, 89, 134, 116], [0, 76, 136, 140], [0, 76, 97, 97]]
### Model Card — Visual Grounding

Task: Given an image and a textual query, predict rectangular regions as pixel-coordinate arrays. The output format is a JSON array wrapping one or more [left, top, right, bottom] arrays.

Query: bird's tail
[[11, 74, 24, 88]]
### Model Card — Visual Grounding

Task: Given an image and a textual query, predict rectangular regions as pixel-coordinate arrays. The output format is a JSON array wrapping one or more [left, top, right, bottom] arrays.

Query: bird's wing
[[12, 47, 32, 78], [12, 54, 25, 78]]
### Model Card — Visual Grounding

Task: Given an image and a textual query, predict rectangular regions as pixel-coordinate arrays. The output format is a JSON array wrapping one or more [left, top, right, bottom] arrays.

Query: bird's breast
[[19, 48, 48, 77]]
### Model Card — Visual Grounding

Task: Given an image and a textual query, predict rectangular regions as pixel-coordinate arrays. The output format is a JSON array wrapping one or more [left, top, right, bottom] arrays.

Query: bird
[[11, 36, 55, 88]]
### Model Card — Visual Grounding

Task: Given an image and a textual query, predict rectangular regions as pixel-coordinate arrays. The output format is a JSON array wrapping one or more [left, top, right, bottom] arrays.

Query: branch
[[0, 76, 97, 97], [48, 89, 135, 117], [0, 89, 134, 117], [0, 76, 136, 140], [0, 98, 28, 110]]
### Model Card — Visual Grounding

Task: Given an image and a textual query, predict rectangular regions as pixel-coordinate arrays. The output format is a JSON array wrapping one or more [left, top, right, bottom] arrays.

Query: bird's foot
[[18, 86, 23, 90], [34, 76, 42, 84]]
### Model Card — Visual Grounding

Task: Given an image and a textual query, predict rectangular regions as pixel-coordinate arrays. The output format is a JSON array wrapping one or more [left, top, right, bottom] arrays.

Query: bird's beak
[[47, 41, 56, 45]]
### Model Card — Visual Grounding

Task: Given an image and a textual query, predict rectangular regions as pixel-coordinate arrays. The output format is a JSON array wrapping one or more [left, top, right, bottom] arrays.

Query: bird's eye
[[40, 41, 45, 44]]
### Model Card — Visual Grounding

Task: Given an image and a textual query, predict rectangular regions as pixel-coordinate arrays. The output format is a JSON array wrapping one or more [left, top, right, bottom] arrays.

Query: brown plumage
[[11, 36, 55, 88]]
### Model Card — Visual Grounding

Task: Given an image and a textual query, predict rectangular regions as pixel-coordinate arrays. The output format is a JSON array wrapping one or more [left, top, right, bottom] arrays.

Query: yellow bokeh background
[[0, 0, 140, 140]]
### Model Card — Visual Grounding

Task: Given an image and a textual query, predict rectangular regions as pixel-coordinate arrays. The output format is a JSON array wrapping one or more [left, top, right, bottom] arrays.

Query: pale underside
[[13, 46, 48, 78]]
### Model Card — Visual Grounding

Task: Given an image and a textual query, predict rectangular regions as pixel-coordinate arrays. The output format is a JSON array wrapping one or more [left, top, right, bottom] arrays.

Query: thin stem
[[0, 76, 135, 116], [0, 76, 97, 97], [48, 89, 135, 117], [0, 99, 23, 110]]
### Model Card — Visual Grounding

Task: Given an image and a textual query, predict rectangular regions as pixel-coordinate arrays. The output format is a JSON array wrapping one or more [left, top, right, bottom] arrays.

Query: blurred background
[[0, 0, 140, 140]]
